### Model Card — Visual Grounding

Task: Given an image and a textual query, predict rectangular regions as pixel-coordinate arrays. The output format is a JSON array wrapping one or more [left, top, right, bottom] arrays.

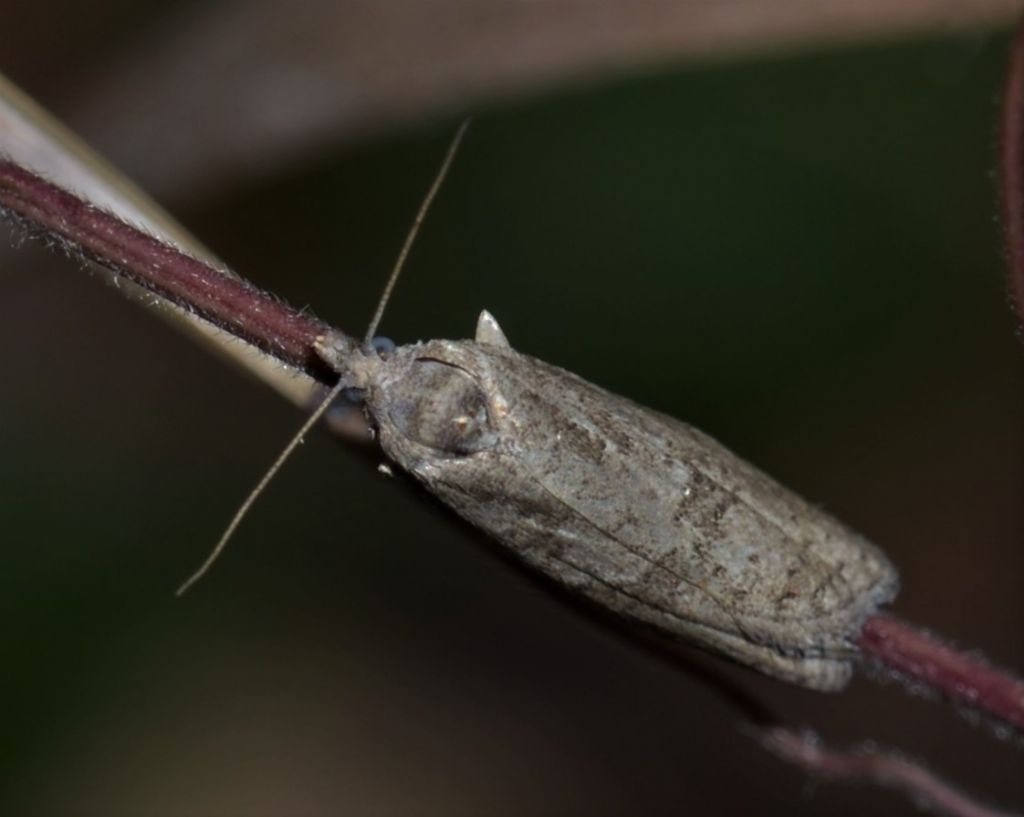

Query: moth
[[313, 310, 898, 692], [174, 124, 898, 691]]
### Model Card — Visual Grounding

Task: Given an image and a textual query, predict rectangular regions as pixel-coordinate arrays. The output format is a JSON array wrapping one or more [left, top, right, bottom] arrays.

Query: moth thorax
[[386, 359, 498, 456]]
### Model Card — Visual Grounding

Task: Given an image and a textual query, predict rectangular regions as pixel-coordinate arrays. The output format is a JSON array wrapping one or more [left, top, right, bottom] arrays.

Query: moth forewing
[[322, 314, 899, 691]]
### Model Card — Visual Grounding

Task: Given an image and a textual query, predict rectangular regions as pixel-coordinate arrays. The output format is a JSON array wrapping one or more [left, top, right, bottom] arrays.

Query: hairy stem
[[4, 154, 1024, 743], [0, 158, 348, 381], [858, 613, 1024, 734]]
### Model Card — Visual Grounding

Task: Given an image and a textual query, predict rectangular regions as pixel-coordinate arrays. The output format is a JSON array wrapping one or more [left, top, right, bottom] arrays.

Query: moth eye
[[388, 360, 497, 456], [370, 336, 396, 357]]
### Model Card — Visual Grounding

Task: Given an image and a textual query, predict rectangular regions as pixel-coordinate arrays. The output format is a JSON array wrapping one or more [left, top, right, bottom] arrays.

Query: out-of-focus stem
[[1000, 11, 1024, 338], [762, 726, 1018, 817]]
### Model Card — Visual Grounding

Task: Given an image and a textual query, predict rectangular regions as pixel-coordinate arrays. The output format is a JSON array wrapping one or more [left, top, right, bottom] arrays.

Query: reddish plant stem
[[4, 157, 1024, 745], [0, 158, 347, 382], [1000, 13, 1024, 338], [762, 726, 1017, 817], [857, 613, 1024, 734]]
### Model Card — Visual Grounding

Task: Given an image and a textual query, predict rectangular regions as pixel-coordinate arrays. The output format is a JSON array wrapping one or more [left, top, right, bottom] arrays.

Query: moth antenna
[[175, 377, 349, 596], [177, 119, 470, 595], [363, 118, 471, 346]]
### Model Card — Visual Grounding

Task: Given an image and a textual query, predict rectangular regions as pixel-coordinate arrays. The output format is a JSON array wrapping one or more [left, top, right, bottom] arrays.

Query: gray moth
[[317, 311, 899, 691]]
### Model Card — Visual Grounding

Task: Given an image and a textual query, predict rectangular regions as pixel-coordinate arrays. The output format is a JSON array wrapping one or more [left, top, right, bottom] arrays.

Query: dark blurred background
[[1, 2, 1022, 815]]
